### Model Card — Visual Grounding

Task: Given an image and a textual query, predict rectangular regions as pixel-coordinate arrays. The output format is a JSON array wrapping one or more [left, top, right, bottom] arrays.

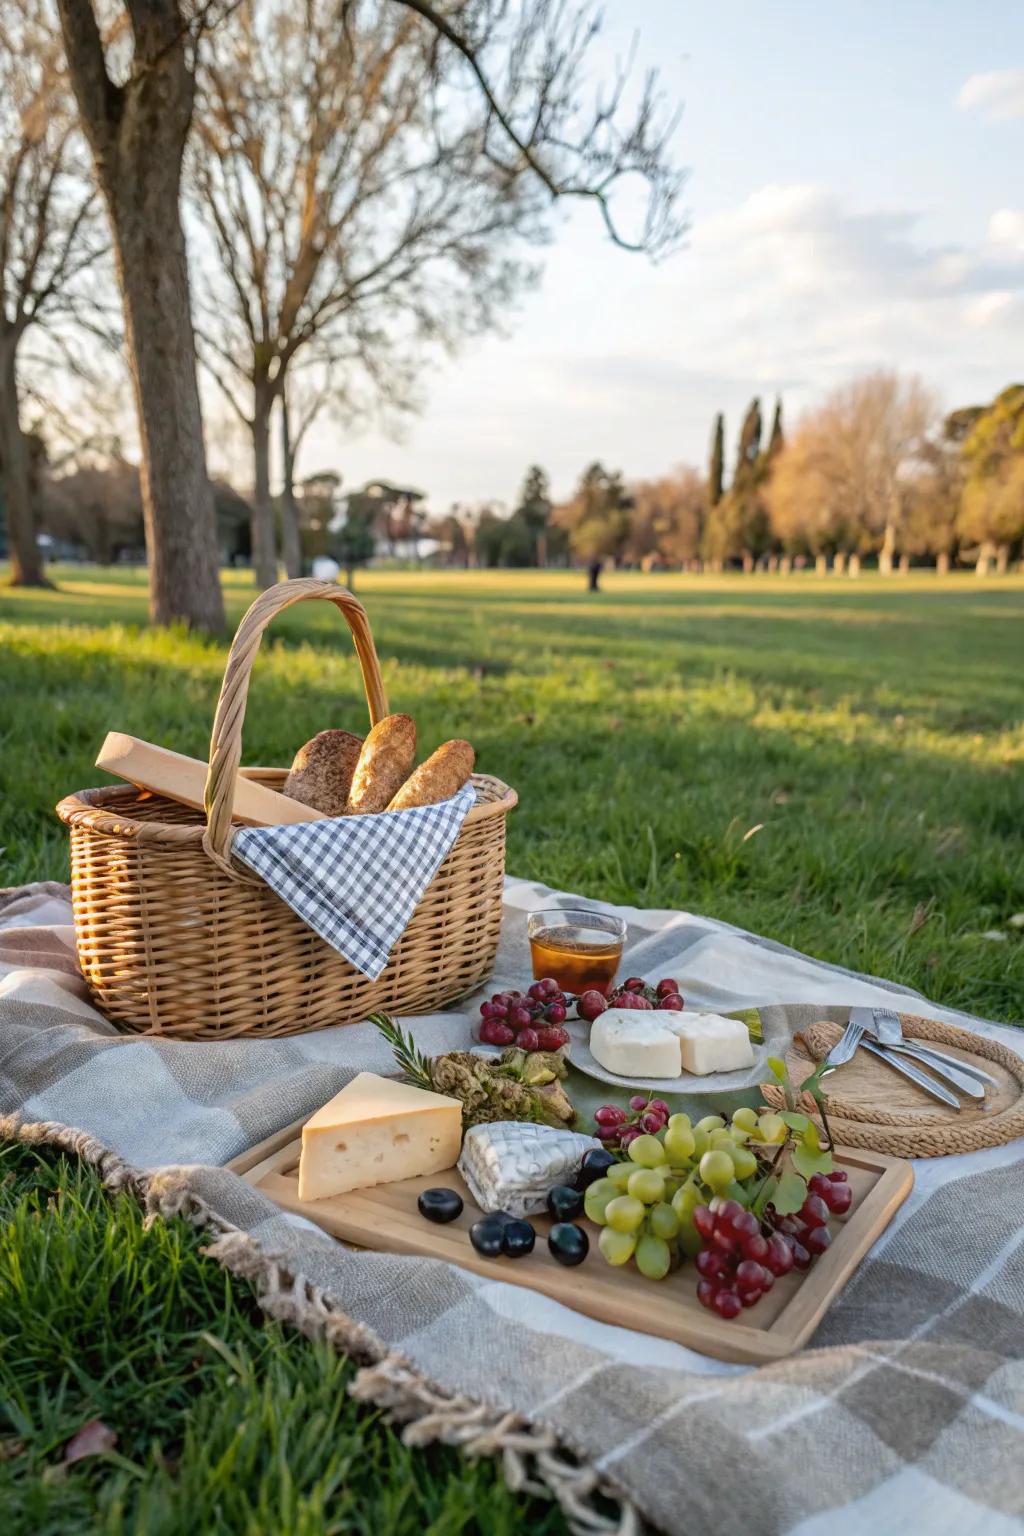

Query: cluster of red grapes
[[774, 1169, 853, 1247], [577, 976, 685, 1023], [593, 1094, 671, 1150], [693, 1170, 851, 1319], [478, 977, 570, 1051]]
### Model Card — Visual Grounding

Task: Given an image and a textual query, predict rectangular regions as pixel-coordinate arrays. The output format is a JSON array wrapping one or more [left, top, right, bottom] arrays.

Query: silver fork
[[870, 1007, 992, 1099], [820, 1014, 865, 1075]]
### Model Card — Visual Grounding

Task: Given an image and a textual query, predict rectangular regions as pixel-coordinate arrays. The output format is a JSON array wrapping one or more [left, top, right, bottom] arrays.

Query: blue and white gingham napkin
[[231, 784, 476, 980]]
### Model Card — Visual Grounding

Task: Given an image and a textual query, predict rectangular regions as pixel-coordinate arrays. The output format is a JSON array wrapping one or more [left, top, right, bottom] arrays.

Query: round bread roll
[[387, 739, 475, 811], [283, 729, 363, 817], [345, 713, 417, 815]]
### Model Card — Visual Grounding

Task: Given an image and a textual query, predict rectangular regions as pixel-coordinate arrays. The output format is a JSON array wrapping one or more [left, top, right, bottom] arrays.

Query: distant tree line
[[430, 374, 1024, 576]]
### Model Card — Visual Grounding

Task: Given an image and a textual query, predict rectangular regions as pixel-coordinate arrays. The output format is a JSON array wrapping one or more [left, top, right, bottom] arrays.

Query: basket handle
[[203, 578, 388, 868]]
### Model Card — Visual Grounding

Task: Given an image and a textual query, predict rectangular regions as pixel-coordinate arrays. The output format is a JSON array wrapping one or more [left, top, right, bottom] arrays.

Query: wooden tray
[[764, 1014, 1024, 1158], [230, 1122, 913, 1364]]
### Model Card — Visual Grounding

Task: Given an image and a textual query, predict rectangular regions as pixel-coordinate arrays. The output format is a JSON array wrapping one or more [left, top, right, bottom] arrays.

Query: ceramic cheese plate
[[230, 1126, 914, 1365], [564, 1009, 769, 1095]]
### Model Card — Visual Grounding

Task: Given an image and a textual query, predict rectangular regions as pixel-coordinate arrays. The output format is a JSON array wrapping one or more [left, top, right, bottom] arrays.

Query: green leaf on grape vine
[[791, 1143, 834, 1181], [767, 1056, 789, 1084], [772, 1171, 808, 1216], [801, 1119, 822, 1151], [780, 1110, 811, 1134]]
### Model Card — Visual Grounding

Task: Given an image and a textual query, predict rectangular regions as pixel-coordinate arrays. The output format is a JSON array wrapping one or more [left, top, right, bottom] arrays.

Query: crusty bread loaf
[[283, 729, 364, 817], [345, 714, 417, 815], [387, 739, 475, 811]]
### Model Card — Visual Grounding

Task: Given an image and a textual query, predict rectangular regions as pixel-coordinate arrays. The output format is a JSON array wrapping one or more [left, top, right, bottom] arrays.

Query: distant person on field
[[588, 559, 602, 592]]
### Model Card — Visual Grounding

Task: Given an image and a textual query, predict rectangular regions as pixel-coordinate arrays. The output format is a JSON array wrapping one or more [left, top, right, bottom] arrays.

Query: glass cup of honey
[[527, 908, 626, 996]]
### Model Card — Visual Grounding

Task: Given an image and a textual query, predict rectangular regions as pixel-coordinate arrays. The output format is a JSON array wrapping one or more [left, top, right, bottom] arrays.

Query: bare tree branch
[[1, 0, 118, 587]]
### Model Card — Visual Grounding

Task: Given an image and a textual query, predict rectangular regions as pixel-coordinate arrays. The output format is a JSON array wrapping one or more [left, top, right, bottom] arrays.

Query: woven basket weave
[[56, 579, 517, 1040]]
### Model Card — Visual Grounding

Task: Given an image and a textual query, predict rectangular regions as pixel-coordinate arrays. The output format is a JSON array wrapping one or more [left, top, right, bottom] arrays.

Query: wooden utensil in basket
[[56, 579, 517, 1040]]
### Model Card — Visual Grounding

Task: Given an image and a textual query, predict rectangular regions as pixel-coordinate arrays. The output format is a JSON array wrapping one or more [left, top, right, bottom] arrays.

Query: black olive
[[417, 1188, 464, 1225], [546, 1184, 585, 1222], [576, 1149, 617, 1190], [501, 1219, 536, 1258], [469, 1216, 507, 1258], [548, 1222, 589, 1267]]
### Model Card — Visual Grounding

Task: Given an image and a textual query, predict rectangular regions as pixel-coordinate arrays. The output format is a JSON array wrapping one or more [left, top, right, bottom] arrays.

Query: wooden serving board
[[230, 1124, 913, 1365]]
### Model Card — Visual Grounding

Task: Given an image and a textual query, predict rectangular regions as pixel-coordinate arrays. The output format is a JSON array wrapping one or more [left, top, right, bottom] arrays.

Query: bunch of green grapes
[[584, 1108, 788, 1281]]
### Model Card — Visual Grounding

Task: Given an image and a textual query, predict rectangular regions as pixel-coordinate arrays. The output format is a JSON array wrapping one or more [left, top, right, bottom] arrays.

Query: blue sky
[[288, 1, 1024, 511]]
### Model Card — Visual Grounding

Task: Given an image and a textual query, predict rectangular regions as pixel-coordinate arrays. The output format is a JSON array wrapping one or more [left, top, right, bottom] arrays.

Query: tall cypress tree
[[767, 397, 784, 458], [735, 398, 763, 480], [709, 413, 725, 506]]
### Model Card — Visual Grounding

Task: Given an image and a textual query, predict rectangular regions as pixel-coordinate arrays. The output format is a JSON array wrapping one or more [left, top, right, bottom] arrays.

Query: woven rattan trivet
[[761, 1014, 1024, 1158]]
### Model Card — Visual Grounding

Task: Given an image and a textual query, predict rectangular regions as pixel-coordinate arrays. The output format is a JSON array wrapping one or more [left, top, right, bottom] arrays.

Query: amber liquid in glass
[[529, 925, 622, 995]]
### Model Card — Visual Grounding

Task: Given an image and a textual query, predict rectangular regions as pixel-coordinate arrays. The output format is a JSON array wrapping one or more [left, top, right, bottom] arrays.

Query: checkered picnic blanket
[[232, 785, 476, 979], [2, 879, 1022, 1535]]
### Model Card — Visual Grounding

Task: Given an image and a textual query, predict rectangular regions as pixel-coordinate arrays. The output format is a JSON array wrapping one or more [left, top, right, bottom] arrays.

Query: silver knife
[[865, 1006, 993, 1095], [870, 1040, 987, 1099], [859, 1036, 962, 1110]]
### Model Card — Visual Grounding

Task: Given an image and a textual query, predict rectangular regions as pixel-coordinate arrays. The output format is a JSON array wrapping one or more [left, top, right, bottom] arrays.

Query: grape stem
[[749, 1139, 790, 1222], [816, 1094, 836, 1154]]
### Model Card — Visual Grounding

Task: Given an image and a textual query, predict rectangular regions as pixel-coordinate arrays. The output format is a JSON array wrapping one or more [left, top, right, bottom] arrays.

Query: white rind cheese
[[588, 1007, 756, 1078], [666, 1011, 755, 1075], [589, 1009, 682, 1078], [298, 1072, 462, 1202]]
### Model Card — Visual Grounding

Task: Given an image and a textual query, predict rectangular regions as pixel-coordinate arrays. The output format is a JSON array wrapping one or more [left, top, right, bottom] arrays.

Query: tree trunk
[[848, 553, 861, 577], [976, 540, 996, 576], [779, 555, 792, 576], [0, 335, 48, 587], [879, 520, 896, 575], [996, 545, 1009, 575], [898, 553, 910, 575], [250, 388, 278, 590], [58, 0, 224, 632], [936, 551, 950, 576], [113, 201, 225, 627], [279, 387, 302, 579], [815, 553, 827, 576], [833, 551, 847, 575]]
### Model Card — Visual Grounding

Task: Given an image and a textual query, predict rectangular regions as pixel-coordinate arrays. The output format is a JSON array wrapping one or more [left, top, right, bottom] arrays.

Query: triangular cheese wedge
[[298, 1072, 462, 1202]]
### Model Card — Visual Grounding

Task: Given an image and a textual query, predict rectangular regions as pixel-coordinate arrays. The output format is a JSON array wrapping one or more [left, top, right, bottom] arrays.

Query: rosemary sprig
[[370, 1012, 433, 1090]]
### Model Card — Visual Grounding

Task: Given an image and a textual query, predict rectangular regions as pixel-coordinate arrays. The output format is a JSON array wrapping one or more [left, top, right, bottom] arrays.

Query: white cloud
[[661, 184, 1024, 386], [964, 291, 1015, 328], [957, 69, 1024, 121], [989, 209, 1024, 255], [298, 183, 1024, 505]]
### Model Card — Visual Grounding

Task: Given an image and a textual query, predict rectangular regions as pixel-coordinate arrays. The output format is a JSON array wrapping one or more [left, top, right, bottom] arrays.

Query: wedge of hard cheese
[[297, 1072, 463, 1202], [97, 732, 324, 827]]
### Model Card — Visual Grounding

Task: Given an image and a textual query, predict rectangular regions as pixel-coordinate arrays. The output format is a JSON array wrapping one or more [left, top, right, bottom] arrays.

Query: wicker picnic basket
[[56, 579, 517, 1040]]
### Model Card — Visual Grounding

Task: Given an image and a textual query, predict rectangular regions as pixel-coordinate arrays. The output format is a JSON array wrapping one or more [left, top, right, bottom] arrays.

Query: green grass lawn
[[1, 564, 1023, 1530]]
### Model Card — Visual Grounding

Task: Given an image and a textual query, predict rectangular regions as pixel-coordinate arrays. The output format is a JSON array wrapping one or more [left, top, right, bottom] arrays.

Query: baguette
[[284, 729, 364, 817], [345, 713, 417, 815], [387, 739, 475, 811]]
